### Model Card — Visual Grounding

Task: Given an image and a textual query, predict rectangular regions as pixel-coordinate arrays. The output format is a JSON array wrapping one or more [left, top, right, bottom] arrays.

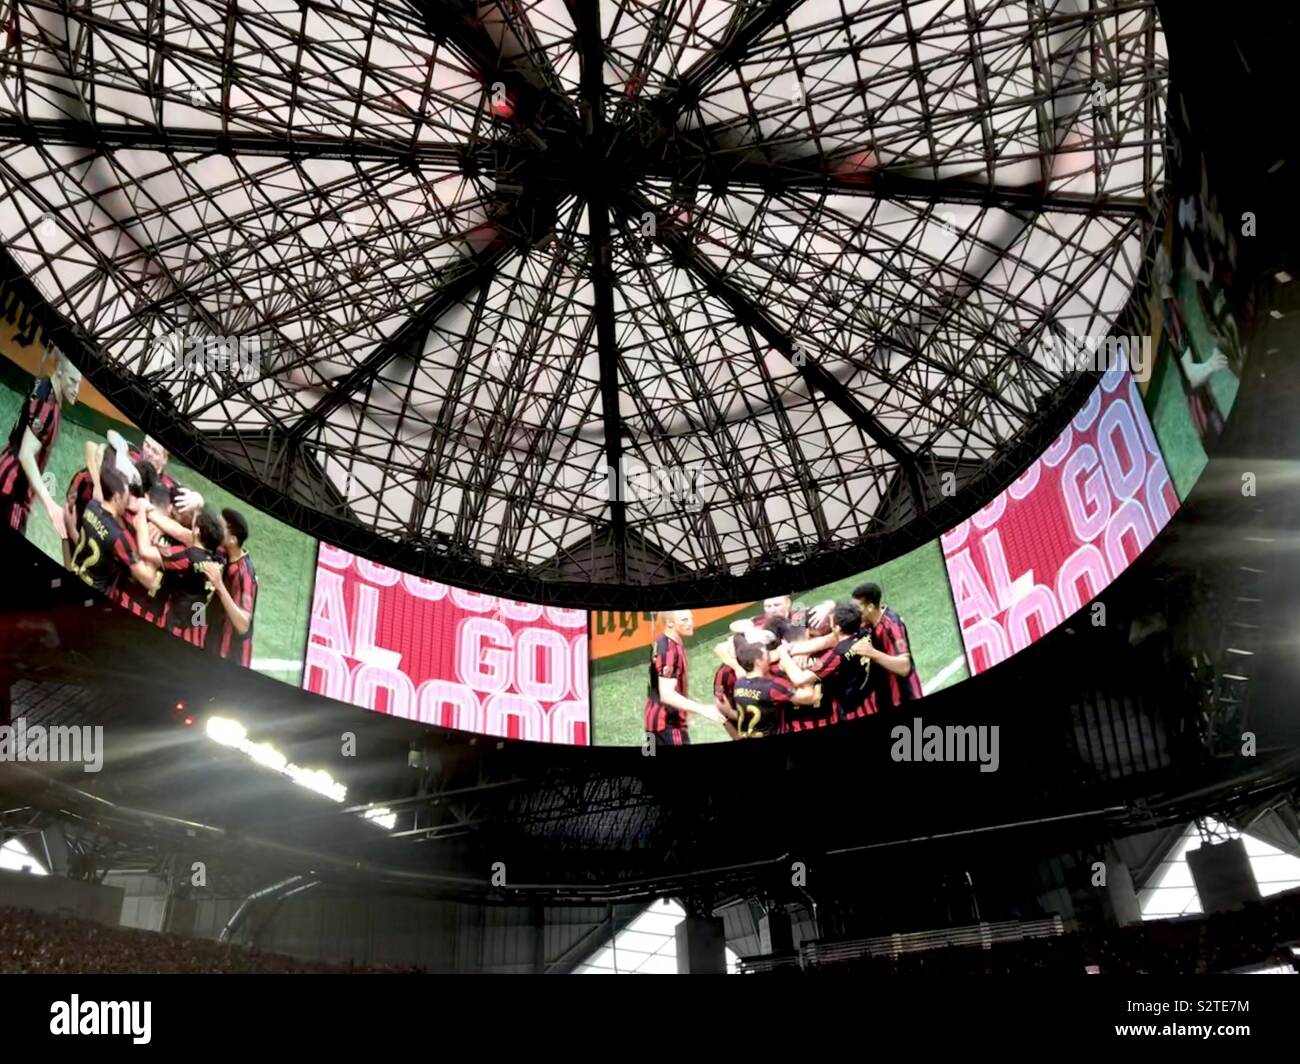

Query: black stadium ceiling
[[0, 0, 1169, 606]]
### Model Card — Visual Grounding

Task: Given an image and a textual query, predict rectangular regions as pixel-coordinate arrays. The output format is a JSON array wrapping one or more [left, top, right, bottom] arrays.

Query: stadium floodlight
[[204, 714, 346, 803], [363, 806, 397, 831], [205, 716, 247, 748], [248, 742, 289, 774], [285, 764, 347, 804]]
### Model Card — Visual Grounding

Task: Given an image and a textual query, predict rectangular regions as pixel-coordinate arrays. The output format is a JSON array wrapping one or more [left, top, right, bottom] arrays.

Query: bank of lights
[[364, 807, 397, 831], [205, 716, 346, 804]]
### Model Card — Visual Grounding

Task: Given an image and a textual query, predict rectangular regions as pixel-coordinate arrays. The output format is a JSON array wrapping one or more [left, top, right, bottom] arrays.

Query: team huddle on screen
[[644, 589, 923, 744], [0, 354, 258, 666]]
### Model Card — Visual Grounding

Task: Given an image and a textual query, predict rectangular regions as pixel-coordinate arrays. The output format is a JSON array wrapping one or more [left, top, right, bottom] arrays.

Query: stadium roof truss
[[0, 0, 1168, 605]]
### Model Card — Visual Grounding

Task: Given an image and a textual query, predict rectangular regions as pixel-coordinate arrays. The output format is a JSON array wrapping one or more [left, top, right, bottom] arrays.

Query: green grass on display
[[591, 539, 968, 746], [801, 538, 967, 699], [1146, 267, 1243, 500], [0, 373, 316, 685], [1176, 269, 1240, 420], [1148, 342, 1208, 500]]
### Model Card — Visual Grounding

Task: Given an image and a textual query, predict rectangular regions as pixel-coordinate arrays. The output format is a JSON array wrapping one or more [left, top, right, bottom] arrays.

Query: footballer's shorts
[[654, 728, 691, 747], [787, 714, 835, 733], [170, 625, 208, 649]]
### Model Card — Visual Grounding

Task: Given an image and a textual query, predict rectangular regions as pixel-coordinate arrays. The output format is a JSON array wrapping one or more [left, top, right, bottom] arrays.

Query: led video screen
[[590, 540, 968, 745], [588, 367, 1184, 742], [304, 545, 590, 745], [0, 287, 1194, 751], [942, 365, 1178, 676], [0, 295, 316, 685], [0, 90, 1232, 752], [1137, 90, 1250, 499], [592, 600, 757, 746]]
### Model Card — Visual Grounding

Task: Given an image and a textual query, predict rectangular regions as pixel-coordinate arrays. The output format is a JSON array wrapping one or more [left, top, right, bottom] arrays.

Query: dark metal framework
[[0, 0, 1167, 605]]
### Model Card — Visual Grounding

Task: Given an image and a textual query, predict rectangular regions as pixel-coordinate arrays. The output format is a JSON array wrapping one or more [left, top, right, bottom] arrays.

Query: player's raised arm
[[774, 644, 818, 687], [865, 645, 912, 677], [203, 560, 251, 635], [713, 639, 740, 672], [134, 507, 163, 564], [127, 556, 161, 594], [84, 441, 106, 499], [790, 683, 821, 706], [148, 506, 197, 546], [786, 631, 836, 656]]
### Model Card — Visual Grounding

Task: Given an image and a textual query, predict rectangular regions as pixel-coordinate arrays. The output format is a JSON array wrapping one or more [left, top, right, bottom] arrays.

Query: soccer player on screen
[[145, 484, 212, 547], [0, 352, 81, 538], [63, 440, 111, 566], [729, 593, 794, 636], [69, 463, 160, 599], [67, 441, 156, 545], [128, 434, 179, 493], [851, 582, 923, 713], [644, 610, 728, 746], [149, 508, 224, 648], [731, 639, 821, 739], [713, 631, 761, 741], [805, 604, 873, 725], [115, 481, 174, 625], [202, 508, 258, 667]]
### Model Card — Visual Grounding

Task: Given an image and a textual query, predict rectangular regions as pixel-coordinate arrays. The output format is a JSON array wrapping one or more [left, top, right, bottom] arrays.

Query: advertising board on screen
[[942, 365, 1179, 676], [304, 545, 590, 744]]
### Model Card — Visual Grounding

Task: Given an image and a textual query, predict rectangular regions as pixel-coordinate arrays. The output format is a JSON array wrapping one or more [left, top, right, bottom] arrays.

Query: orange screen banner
[[0, 284, 130, 423], [590, 603, 754, 661]]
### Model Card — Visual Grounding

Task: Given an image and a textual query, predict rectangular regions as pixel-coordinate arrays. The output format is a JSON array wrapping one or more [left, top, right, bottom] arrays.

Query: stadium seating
[[0, 906, 422, 974]]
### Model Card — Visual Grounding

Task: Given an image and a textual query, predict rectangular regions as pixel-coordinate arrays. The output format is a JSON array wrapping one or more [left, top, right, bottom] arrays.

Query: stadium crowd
[[0, 906, 420, 974]]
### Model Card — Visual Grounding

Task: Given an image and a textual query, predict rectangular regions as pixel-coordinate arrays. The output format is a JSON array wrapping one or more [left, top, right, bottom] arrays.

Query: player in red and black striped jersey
[[852, 582, 924, 713], [69, 463, 159, 599], [712, 633, 754, 741], [806, 604, 873, 725], [115, 482, 174, 625], [714, 621, 824, 735], [0, 354, 81, 538], [731, 639, 821, 739], [643, 610, 729, 746], [202, 508, 258, 667], [62, 440, 112, 567], [65, 467, 94, 530], [147, 507, 225, 648], [65, 442, 157, 549], [129, 436, 179, 494], [728, 593, 795, 637]]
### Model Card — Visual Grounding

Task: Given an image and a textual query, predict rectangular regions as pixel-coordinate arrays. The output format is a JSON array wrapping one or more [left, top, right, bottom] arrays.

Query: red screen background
[[304, 544, 589, 744], [942, 366, 1179, 675]]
